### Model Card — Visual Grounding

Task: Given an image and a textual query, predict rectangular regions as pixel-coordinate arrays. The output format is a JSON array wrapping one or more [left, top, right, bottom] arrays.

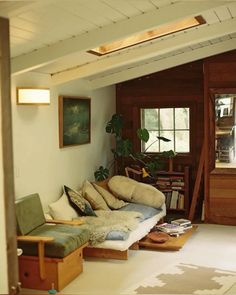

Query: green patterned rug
[[124, 263, 236, 294]]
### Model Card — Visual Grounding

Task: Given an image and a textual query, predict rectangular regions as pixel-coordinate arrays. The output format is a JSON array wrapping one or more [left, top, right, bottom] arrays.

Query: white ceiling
[[1, 0, 236, 88]]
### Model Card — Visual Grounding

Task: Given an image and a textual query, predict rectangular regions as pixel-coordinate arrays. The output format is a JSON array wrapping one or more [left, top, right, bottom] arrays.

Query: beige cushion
[[108, 176, 137, 201], [132, 182, 165, 208], [82, 180, 111, 210], [93, 183, 127, 209], [48, 193, 79, 220], [108, 175, 165, 209]]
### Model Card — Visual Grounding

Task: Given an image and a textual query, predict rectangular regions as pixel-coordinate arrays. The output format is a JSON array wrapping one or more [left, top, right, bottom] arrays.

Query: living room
[[1, 1, 236, 294]]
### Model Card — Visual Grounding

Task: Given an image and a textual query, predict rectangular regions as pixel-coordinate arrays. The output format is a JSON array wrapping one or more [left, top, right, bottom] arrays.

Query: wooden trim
[[83, 247, 128, 260], [211, 168, 236, 175], [188, 144, 205, 221], [0, 17, 19, 294], [38, 241, 46, 280], [17, 236, 54, 242], [203, 61, 210, 222], [46, 219, 84, 226]]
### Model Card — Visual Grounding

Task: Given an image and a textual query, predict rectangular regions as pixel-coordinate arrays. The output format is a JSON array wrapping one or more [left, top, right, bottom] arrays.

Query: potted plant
[[94, 113, 176, 181]]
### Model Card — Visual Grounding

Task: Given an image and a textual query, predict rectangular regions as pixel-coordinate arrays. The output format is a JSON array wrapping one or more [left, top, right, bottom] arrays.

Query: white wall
[[11, 72, 115, 211]]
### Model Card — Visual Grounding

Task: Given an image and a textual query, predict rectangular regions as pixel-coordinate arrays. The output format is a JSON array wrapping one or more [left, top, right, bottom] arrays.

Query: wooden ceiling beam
[[88, 38, 236, 89], [51, 17, 236, 85], [11, 1, 229, 75]]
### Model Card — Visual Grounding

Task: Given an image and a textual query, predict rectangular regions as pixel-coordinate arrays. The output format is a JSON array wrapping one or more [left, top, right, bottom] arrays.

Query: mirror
[[210, 89, 236, 169]]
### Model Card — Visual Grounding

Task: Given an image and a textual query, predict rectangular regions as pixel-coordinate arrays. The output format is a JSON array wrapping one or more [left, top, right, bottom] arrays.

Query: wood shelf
[[154, 167, 190, 218]]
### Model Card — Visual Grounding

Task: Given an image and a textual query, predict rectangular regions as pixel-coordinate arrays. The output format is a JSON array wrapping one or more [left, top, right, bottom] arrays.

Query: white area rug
[[123, 263, 236, 295]]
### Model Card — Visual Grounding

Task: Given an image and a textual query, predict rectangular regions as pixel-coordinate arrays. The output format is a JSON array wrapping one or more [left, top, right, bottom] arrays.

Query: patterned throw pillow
[[64, 185, 96, 216]]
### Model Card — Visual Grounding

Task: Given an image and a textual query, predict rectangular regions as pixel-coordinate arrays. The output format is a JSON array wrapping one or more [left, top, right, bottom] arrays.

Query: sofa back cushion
[[108, 176, 137, 201], [93, 183, 127, 209], [49, 193, 79, 220], [15, 193, 46, 235], [108, 175, 165, 209], [82, 180, 111, 211]]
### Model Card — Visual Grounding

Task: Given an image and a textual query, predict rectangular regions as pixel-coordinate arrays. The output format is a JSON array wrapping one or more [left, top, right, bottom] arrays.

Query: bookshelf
[[153, 167, 189, 218]]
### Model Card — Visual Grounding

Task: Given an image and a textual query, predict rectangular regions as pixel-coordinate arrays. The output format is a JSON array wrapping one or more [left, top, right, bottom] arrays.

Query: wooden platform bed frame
[[83, 242, 139, 260], [83, 205, 166, 261]]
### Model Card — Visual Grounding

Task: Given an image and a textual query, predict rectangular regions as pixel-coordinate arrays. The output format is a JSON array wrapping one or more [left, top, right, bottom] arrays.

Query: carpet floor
[[20, 224, 236, 295]]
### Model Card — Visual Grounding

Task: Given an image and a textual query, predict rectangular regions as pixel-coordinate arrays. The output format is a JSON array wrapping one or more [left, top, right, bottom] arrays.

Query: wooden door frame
[[0, 17, 19, 294]]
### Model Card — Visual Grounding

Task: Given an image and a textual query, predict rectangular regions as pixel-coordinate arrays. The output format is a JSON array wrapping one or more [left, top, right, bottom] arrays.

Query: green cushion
[[15, 194, 46, 235], [17, 224, 90, 258]]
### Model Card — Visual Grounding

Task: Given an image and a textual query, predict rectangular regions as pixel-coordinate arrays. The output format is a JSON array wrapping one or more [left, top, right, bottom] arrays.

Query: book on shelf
[[165, 192, 172, 209], [171, 181, 184, 186], [171, 186, 184, 190], [164, 191, 185, 210], [177, 193, 185, 209], [170, 190, 178, 209]]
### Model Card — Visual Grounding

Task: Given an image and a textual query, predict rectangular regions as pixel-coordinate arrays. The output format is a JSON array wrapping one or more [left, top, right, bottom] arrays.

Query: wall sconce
[[17, 87, 50, 105]]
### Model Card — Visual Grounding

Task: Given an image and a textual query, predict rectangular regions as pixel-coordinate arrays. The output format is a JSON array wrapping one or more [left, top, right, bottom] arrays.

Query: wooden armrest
[[17, 235, 54, 280], [17, 236, 54, 243], [46, 219, 84, 225]]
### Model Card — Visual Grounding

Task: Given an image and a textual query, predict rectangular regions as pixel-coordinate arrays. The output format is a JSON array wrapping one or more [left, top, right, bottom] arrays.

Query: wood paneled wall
[[116, 61, 205, 210], [116, 49, 236, 224]]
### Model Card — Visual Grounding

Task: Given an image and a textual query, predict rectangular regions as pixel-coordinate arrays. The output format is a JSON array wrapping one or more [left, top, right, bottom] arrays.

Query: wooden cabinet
[[209, 171, 236, 225], [153, 167, 190, 219]]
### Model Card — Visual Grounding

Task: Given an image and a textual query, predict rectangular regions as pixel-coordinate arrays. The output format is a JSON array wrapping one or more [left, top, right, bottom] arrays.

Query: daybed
[[48, 175, 166, 260]]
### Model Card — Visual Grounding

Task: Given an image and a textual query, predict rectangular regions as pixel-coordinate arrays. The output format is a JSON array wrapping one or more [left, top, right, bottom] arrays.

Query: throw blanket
[[77, 210, 143, 246]]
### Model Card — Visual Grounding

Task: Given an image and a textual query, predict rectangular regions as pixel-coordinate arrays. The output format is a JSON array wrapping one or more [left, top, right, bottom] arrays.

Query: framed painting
[[59, 96, 91, 148]]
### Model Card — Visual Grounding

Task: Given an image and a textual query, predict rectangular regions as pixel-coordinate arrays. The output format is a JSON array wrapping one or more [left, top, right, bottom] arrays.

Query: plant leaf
[[137, 128, 149, 143], [94, 166, 109, 181], [161, 150, 177, 158], [105, 114, 123, 136], [157, 136, 171, 142]]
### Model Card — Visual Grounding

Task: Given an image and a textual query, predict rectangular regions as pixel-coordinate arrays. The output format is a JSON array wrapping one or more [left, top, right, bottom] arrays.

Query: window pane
[[176, 131, 190, 152], [142, 109, 159, 129], [160, 131, 174, 151], [144, 131, 159, 152], [160, 108, 173, 130], [175, 108, 189, 129]]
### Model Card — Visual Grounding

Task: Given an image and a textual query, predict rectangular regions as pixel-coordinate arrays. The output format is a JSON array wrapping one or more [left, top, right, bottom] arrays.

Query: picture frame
[[59, 96, 91, 148]]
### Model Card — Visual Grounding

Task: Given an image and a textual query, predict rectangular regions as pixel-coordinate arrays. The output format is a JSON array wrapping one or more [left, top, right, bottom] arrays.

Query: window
[[141, 108, 190, 153], [89, 16, 205, 56]]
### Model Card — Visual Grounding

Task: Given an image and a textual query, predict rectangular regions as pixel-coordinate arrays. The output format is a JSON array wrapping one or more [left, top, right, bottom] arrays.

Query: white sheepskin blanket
[[78, 210, 143, 246]]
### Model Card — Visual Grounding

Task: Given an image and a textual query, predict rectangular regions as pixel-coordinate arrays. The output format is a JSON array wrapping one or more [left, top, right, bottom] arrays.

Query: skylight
[[89, 16, 205, 56]]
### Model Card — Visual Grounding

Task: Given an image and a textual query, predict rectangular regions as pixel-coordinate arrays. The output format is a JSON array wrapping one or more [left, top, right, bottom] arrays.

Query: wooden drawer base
[[19, 246, 85, 291]]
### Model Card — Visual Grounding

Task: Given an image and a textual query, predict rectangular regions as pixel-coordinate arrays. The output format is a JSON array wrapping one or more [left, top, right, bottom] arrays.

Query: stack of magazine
[[155, 223, 185, 236], [171, 218, 192, 230], [155, 219, 192, 237]]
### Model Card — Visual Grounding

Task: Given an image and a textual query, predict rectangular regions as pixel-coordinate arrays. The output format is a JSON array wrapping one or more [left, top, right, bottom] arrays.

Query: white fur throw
[[108, 175, 165, 209], [79, 210, 142, 246]]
